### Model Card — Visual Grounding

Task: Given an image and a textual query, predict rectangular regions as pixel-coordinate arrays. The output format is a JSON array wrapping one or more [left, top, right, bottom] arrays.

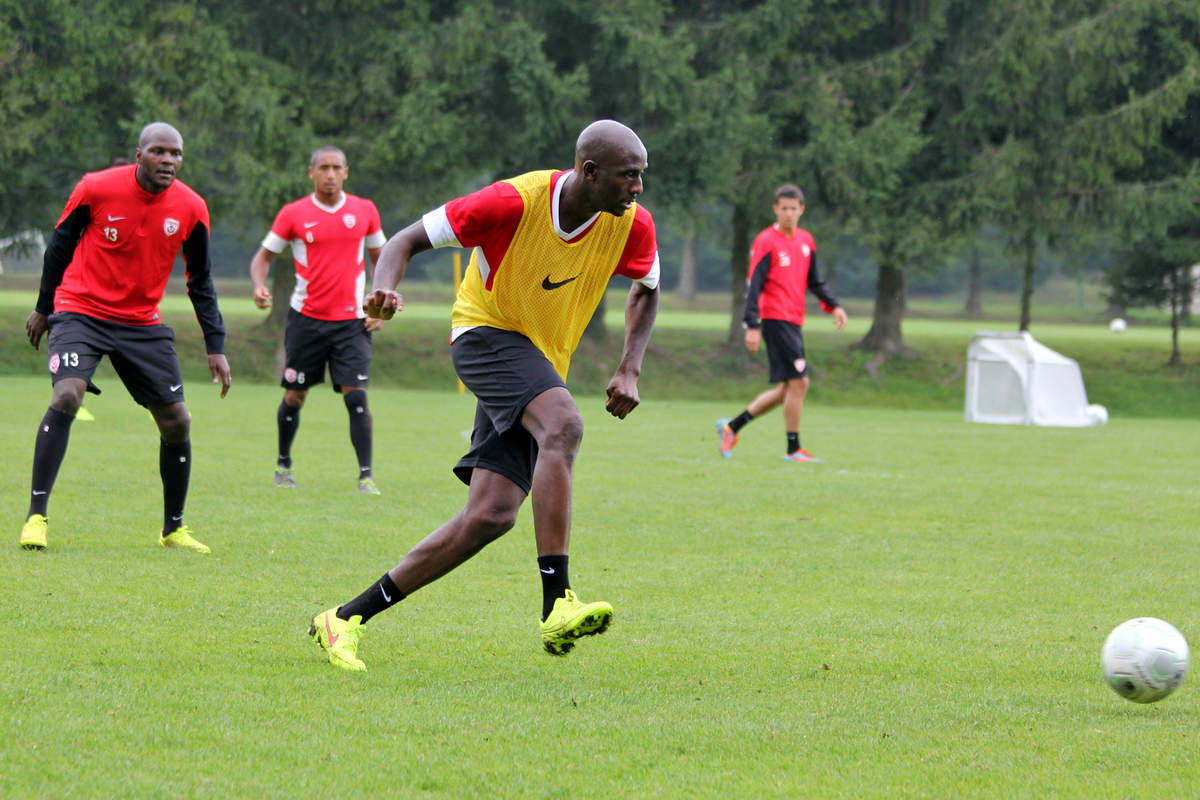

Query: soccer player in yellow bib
[[307, 120, 660, 670]]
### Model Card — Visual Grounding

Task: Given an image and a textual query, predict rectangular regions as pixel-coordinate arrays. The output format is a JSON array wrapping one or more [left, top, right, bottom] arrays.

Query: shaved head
[[575, 119, 646, 168], [138, 122, 183, 150]]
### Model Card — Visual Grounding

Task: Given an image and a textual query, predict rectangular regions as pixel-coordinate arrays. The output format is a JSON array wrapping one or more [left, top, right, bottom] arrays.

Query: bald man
[[308, 119, 661, 671], [20, 122, 232, 554]]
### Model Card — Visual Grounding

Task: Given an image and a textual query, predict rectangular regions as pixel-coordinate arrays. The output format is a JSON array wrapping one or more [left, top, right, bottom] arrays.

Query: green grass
[[2, 374, 1199, 797]]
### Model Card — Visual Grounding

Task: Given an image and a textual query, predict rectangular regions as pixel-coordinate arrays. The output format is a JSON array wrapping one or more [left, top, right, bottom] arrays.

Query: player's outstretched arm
[[605, 281, 659, 419], [364, 221, 431, 319]]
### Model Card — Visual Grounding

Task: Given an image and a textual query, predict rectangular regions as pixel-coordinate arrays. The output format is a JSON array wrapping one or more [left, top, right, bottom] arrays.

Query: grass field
[[2, 373, 1199, 798]]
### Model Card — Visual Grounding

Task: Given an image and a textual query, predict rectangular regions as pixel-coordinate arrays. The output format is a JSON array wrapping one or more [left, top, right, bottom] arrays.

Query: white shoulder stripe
[[422, 205, 461, 249], [636, 251, 660, 290], [261, 231, 288, 254]]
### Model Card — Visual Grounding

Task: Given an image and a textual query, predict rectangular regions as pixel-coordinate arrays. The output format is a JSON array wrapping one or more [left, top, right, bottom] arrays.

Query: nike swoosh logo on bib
[[542, 274, 579, 290]]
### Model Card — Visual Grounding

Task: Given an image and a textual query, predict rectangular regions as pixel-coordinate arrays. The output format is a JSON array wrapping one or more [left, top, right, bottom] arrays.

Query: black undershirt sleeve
[[180, 221, 226, 355], [742, 252, 772, 329], [35, 205, 91, 315], [806, 252, 841, 310]]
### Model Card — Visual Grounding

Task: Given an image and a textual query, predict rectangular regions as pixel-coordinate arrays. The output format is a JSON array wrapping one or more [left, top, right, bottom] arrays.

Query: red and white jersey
[[262, 193, 386, 320], [51, 165, 210, 325], [422, 169, 659, 378], [744, 223, 838, 327]]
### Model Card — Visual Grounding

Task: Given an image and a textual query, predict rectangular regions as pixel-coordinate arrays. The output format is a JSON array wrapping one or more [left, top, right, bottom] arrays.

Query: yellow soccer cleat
[[159, 525, 211, 554], [357, 477, 381, 495], [20, 514, 48, 551], [309, 608, 367, 671], [540, 589, 613, 656]]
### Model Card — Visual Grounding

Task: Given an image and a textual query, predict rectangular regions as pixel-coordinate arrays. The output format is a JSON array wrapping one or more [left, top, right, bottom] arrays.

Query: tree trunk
[[678, 229, 697, 305], [263, 262, 296, 381], [1181, 263, 1195, 325], [857, 260, 907, 353], [727, 201, 750, 344], [964, 246, 983, 318], [1169, 309, 1181, 366], [265, 260, 296, 330], [1168, 266, 1181, 367], [1018, 231, 1035, 332]]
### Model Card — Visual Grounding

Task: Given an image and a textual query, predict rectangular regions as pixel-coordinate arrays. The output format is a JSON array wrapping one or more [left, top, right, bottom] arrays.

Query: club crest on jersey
[[342, 213, 356, 229], [49, 354, 60, 374], [801, 244, 811, 257], [163, 217, 180, 236]]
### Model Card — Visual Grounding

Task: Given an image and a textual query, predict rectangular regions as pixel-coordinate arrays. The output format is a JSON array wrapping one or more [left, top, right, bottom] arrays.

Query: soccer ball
[[1109, 317, 1127, 333], [1101, 617, 1189, 703]]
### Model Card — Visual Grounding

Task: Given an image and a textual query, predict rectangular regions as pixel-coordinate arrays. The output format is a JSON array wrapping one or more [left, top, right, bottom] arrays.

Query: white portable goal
[[965, 331, 1106, 426]]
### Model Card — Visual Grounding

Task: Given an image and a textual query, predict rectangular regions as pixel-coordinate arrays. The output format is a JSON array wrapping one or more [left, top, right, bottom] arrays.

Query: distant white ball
[[1086, 404, 1108, 426], [1109, 318, 1127, 333], [1101, 617, 1189, 703]]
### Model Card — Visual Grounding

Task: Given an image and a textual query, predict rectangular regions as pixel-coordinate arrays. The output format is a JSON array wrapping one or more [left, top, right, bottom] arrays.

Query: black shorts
[[761, 318, 809, 382], [282, 308, 372, 392], [450, 327, 567, 493], [46, 312, 184, 407]]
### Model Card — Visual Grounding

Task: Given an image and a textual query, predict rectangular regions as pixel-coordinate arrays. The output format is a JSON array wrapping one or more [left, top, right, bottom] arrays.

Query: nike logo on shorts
[[170, 383, 183, 392]]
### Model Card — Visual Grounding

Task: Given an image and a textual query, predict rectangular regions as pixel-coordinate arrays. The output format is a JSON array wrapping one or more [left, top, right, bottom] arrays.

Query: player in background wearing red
[[250, 146, 387, 494], [20, 122, 232, 552], [717, 184, 847, 463], [308, 120, 660, 671]]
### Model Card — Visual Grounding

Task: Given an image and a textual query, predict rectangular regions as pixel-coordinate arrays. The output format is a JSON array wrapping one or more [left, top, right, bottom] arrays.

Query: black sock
[[729, 410, 754, 434], [29, 407, 75, 518], [787, 432, 800, 454], [538, 555, 571, 620], [160, 439, 191, 534], [277, 401, 300, 469], [337, 572, 404, 624], [344, 389, 372, 479]]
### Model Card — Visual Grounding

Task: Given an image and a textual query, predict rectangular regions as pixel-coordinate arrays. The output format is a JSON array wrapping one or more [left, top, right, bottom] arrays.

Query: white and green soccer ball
[[1101, 617, 1189, 703]]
